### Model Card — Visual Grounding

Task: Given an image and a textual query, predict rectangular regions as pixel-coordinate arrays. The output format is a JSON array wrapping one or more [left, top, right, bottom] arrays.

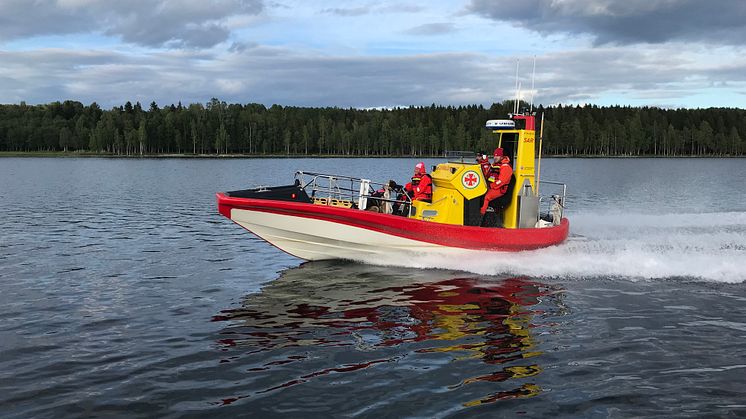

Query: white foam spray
[[368, 211, 746, 283]]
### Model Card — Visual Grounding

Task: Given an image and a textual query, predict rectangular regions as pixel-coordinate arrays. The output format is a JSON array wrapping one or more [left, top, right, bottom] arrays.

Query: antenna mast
[[514, 59, 520, 114], [530, 56, 536, 114], [536, 112, 545, 196]]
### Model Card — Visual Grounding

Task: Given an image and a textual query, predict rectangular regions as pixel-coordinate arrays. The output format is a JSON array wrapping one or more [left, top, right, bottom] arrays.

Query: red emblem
[[461, 170, 480, 189]]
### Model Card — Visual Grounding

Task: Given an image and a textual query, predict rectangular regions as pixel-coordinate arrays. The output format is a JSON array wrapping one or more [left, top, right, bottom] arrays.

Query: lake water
[[1, 157, 745, 417]]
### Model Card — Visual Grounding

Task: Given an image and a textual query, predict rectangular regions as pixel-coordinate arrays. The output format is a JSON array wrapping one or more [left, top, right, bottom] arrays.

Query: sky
[[1, 0, 745, 109]]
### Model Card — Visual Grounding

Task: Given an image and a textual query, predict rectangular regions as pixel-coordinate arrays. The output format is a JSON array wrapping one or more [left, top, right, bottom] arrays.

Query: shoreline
[[1, 151, 743, 159]]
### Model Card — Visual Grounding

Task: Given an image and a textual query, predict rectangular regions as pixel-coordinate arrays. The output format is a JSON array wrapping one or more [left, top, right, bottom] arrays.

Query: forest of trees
[[0, 98, 744, 156]]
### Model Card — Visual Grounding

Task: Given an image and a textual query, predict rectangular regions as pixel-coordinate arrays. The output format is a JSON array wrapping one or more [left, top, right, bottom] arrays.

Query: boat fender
[[383, 187, 393, 214], [358, 179, 371, 210]]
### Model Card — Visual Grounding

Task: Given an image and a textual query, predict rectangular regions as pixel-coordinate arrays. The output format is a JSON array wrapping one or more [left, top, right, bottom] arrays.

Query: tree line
[[1, 98, 744, 156]]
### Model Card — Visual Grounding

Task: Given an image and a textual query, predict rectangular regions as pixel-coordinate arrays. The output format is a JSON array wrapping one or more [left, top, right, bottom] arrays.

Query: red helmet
[[493, 148, 504, 157], [414, 162, 426, 175]]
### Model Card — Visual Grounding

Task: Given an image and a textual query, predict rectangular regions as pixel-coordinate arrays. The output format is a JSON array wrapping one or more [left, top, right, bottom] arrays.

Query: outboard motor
[[550, 194, 563, 226]]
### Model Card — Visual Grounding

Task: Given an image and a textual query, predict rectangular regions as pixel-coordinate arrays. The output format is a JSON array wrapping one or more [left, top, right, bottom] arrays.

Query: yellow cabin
[[408, 114, 541, 229]]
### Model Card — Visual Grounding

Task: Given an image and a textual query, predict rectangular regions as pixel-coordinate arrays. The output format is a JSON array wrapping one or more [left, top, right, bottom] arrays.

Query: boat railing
[[537, 180, 567, 224], [294, 171, 412, 212]]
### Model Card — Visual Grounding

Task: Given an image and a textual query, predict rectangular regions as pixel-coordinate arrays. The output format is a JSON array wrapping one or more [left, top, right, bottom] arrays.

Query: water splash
[[364, 211, 746, 283]]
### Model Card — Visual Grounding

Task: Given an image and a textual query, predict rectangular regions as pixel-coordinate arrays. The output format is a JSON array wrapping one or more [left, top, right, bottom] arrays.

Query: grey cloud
[[468, 0, 746, 45], [528, 46, 746, 106], [404, 23, 457, 36], [378, 4, 425, 13], [106, 0, 264, 48], [0, 1, 95, 40], [228, 41, 259, 53], [2, 44, 746, 108], [208, 49, 505, 107], [111, 21, 231, 49], [322, 6, 371, 17], [218, 45, 746, 107], [0, 49, 132, 104], [322, 3, 424, 17], [0, 0, 263, 48]]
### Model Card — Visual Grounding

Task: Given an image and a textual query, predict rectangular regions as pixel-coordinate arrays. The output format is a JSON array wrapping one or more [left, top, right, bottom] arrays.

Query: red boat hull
[[217, 193, 569, 260]]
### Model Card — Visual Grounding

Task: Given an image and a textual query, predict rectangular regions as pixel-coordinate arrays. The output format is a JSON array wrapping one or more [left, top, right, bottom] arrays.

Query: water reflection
[[212, 262, 564, 412]]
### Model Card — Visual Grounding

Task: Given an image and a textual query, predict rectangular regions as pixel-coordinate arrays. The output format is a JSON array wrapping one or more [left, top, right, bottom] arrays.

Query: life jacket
[[413, 173, 432, 201], [495, 160, 512, 193], [487, 163, 500, 183], [487, 158, 511, 193]]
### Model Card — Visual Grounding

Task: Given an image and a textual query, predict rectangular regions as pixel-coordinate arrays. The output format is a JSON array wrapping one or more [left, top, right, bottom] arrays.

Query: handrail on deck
[[536, 179, 567, 222], [294, 171, 412, 211]]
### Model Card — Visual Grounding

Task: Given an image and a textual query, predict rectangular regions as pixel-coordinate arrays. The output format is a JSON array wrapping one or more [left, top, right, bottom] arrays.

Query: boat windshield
[[444, 150, 478, 164]]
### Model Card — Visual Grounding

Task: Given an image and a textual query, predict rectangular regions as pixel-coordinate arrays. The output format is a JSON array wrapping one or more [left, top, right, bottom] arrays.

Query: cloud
[[228, 41, 259, 53], [0, 0, 264, 48], [0, 1, 95, 40], [379, 4, 425, 14], [322, 3, 424, 17], [467, 0, 746, 45], [2, 43, 746, 108], [403, 23, 457, 36], [215, 49, 501, 107], [322, 6, 371, 16], [527, 46, 746, 107]]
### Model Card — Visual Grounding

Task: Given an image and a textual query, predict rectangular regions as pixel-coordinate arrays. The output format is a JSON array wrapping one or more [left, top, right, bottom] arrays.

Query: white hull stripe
[[232, 208, 449, 261]]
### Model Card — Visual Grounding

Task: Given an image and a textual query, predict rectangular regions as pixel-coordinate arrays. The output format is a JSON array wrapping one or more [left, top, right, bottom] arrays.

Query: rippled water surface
[[1, 157, 746, 417]]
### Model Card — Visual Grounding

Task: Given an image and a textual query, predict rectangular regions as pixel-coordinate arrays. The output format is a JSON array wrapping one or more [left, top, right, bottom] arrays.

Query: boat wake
[[365, 211, 746, 283]]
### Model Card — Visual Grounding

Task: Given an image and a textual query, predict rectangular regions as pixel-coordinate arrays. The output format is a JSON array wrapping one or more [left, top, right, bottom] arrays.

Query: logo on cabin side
[[461, 170, 480, 189]]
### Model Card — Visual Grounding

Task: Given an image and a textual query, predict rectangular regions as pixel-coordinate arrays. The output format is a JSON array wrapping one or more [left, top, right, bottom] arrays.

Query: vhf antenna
[[530, 56, 536, 114], [514, 59, 520, 115]]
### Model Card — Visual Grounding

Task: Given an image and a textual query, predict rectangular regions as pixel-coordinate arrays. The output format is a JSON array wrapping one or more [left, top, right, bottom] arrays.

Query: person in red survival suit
[[480, 148, 513, 215], [404, 162, 432, 202]]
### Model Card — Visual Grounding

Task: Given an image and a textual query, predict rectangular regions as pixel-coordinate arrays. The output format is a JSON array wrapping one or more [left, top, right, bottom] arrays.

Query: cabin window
[[498, 133, 518, 162]]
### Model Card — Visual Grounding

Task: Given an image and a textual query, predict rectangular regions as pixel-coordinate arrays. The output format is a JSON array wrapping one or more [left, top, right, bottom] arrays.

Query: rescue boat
[[216, 113, 569, 261]]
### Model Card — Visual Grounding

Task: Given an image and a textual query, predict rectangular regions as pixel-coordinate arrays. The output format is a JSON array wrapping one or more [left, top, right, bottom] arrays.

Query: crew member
[[404, 162, 432, 202], [480, 148, 512, 215]]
